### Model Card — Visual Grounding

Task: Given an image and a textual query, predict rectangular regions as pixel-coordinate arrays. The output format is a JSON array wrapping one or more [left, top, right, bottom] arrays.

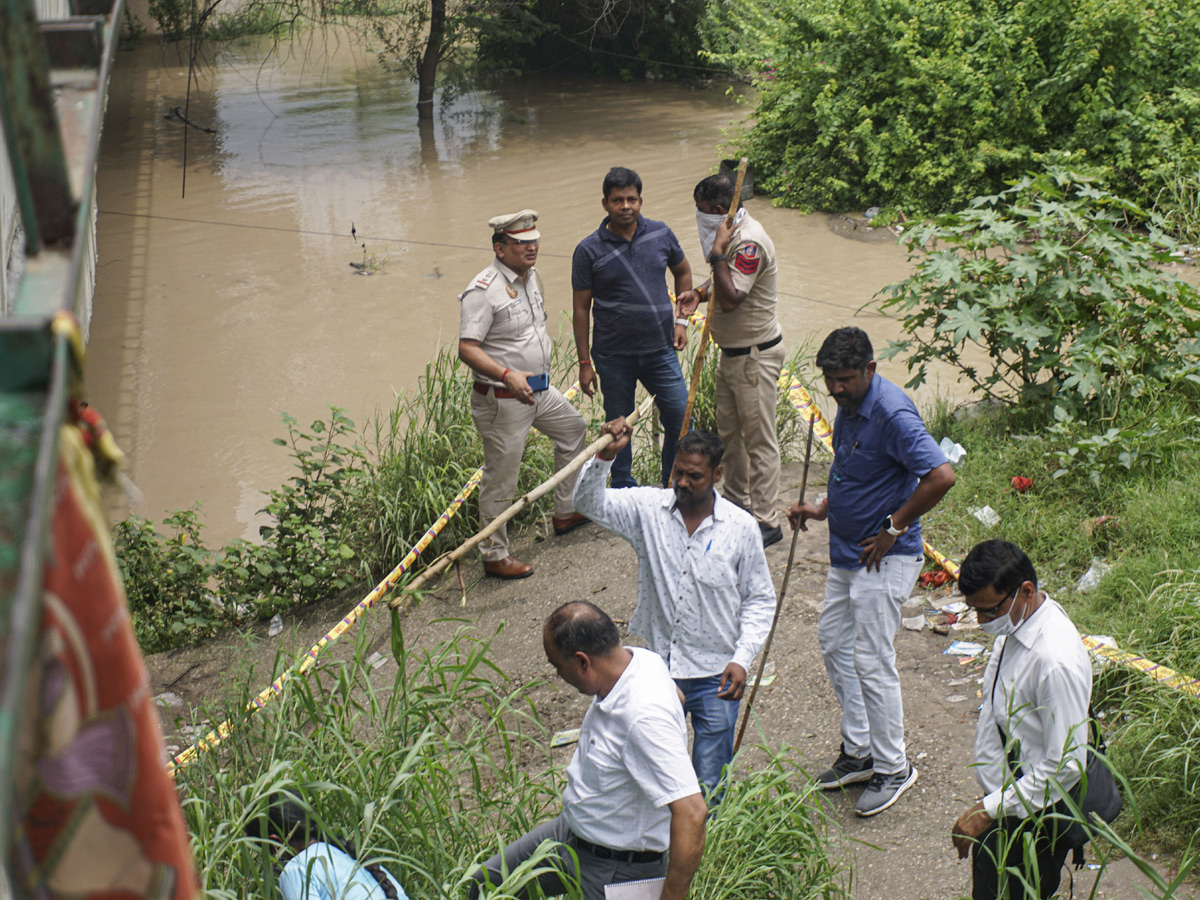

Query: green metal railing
[[0, 0, 123, 877]]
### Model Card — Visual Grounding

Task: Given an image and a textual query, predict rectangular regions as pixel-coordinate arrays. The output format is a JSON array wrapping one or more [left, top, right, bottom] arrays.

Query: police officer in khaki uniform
[[459, 210, 590, 579], [685, 174, 785, 548]]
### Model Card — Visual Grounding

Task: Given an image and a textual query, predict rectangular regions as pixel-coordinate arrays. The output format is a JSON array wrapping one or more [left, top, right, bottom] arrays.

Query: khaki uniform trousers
[[470, 385, 587, 561], [714, 340, 786, 529]]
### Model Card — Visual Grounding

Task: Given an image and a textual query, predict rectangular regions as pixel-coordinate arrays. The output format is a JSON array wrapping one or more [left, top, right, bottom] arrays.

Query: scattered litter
[[152, 691, 184, 709], [1086, 634, 1118, 650], [939, 437, 967, 464], [944, 640, 985, 657], [942, 600, 969, 614], [1076, 558, 1112, 593], [969, 505, 1001, 528], [1010, 475, 1033, 493], [268, 614, 283, 637], [1086, 864, 1101, 870], [550, 728, 580, 748], [916, 751, 928, 760], [920, 570, 952, 588], [165, 745, 180, 756], [753, 659, 777, 687], [365, 651, 390, 670], [950, 609, 979, 632], [947, 678, 973, 687], [901, 597, 925, 631], [945, 694, 969, 703]]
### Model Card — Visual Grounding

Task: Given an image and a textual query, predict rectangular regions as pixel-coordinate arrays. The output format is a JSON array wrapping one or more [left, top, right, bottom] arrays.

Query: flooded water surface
[[89, 33, 935, 543]]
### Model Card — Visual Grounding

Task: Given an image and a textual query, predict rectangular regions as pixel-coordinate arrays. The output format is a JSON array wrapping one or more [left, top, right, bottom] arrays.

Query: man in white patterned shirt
[[573, 422, 777, 798]]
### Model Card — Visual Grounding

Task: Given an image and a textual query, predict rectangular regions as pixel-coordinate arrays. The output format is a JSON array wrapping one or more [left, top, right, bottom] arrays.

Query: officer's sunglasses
[[974, 586, 1018, 617]]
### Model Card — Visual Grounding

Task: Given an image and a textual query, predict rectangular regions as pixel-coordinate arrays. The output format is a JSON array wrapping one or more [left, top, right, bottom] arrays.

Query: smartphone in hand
[[527, 372, 550, 393]]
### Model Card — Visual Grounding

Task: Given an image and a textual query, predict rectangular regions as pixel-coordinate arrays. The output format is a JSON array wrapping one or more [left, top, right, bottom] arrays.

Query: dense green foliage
[[703, 0, 1200, 218], [179, 624, 849, 898], [477, 0, 711, 80], [880, 169, 1200, 417]]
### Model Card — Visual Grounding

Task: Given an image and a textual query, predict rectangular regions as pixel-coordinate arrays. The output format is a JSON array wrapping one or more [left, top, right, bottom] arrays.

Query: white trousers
[[818, 554, 923, 775]]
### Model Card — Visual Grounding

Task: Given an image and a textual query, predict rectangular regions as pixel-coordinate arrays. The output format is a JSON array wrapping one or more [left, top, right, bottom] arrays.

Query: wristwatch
[[884, 515, 905, 536], [707, 251, 726, 265]]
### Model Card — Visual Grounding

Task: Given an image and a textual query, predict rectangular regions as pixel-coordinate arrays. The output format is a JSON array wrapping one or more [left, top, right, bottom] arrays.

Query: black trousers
[[971, 808, 1073, 900]]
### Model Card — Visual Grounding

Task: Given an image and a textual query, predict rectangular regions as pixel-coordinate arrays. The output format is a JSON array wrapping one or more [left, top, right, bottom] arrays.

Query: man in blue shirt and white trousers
[[789, 327, 956, 816]]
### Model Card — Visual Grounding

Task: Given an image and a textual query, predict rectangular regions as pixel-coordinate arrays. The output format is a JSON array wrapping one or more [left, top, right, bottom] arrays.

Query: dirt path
[[148, 458, 1185, 899]]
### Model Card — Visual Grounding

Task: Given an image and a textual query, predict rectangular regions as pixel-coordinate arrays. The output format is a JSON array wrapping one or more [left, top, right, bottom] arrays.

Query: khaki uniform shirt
[[709, 213, 781, 349], [459, 259, 552, 387]]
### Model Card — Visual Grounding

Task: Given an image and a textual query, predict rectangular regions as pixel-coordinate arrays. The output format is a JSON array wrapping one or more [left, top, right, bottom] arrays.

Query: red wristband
[[500, 368, 510, 382], [579, 360, 591, 367]]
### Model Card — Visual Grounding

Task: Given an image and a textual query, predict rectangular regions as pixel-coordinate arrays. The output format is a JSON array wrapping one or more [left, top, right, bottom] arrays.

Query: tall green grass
[[176, 622, 848, 898]]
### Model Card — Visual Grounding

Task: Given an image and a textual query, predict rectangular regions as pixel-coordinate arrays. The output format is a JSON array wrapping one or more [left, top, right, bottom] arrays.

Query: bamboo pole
[[734, 410, 816, 753], [389, 393, 656, 609], [677, 156, 749, 441]]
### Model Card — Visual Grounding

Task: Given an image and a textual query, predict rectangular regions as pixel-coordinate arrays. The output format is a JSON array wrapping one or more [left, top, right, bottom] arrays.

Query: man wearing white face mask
[[952, 539, 1092, 900], [689, 174, 785, 548]]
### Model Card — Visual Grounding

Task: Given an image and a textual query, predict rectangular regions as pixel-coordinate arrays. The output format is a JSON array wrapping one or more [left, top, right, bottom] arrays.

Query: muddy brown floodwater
[[88, 31, 957, 544]]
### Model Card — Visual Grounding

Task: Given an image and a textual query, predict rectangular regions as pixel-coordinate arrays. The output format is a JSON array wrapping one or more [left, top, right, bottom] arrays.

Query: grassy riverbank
[[179, 624, 849, 900], [920, 393, 1200, 858], [115, 333, 810, 652]]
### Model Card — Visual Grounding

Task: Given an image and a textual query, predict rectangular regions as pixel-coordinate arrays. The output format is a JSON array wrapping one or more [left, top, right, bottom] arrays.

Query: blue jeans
[[674, 675, 740, 799], [592, 348, 688, 487]]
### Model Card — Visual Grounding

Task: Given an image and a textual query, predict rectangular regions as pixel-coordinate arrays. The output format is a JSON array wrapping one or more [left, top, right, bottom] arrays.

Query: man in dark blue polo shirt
[[572, 167, 700, 487], [788, 327, 956, 817]]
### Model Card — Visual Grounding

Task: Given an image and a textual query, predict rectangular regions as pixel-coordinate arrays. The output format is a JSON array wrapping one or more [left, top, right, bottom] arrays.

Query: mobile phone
[[527, 372, 550, 392]]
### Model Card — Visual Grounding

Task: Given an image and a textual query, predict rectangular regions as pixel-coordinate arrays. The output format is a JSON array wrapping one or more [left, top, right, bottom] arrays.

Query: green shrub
[[703, 0, 1200, 219], [879, 169, 1200, 418], [114, 508, 234, 652]]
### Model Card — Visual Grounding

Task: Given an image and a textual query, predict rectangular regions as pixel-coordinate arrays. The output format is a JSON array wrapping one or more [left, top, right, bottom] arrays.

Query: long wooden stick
[[388, 393, 656, 609], [677, 156, 749, 440], [734, 410, 816, 753]]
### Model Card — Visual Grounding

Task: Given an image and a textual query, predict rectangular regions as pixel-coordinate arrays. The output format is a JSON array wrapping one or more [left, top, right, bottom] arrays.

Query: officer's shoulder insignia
[[471, 266, 500, 290], [734, 244, 760, 275]]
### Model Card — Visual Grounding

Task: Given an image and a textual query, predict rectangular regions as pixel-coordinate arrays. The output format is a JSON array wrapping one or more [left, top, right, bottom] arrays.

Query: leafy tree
[[479, 0, 711, 79], [703, 0, 1200, 218], [880, 168, 1200, 418]]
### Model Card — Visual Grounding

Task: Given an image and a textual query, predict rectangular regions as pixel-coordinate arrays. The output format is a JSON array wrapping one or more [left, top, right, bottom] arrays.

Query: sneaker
[[815, 743, 875, 790], [760, 523, 784, 548], [854, 764, 918, 817]]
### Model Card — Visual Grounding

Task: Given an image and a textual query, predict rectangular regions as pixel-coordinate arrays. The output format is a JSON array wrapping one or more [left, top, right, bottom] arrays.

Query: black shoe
[[760, 523, 783, 548], [815, 743, 875, 790]]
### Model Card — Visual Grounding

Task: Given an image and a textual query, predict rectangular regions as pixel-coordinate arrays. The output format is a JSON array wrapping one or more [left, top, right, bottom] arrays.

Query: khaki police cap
[[489, 209, 540, 242]]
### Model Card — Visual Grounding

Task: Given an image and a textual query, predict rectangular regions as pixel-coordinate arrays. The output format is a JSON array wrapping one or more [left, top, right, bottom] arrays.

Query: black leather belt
[[722, 333, 783, 357], [572, 835, 664, 864]]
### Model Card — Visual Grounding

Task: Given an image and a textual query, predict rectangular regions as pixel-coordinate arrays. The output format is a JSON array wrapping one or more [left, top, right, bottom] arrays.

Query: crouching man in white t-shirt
[[469, 601, 708, 900]]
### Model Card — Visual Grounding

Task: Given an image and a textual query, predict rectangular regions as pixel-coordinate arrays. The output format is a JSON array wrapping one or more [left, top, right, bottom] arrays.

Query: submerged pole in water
[[678, 156, 749, 440], [389, 393, 656, 609]]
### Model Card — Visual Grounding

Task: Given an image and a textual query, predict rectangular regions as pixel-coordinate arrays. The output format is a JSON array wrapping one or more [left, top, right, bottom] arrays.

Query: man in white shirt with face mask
[[684, 174, 785, 548], [952, 539, 1093, 900]]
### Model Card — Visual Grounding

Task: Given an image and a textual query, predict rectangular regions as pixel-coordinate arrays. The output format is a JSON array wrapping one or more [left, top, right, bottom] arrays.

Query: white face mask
[[695, 207, 746, 257], [979, 614, 1020, 637]]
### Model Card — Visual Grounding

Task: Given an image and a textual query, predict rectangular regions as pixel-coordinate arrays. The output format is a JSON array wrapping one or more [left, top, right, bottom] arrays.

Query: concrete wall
[[0, 0, 99, 332], [0, 114, 22, 320]]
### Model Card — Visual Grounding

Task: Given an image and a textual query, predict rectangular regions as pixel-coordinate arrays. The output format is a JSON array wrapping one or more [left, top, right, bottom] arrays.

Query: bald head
[[545, 601, 621, 658]]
